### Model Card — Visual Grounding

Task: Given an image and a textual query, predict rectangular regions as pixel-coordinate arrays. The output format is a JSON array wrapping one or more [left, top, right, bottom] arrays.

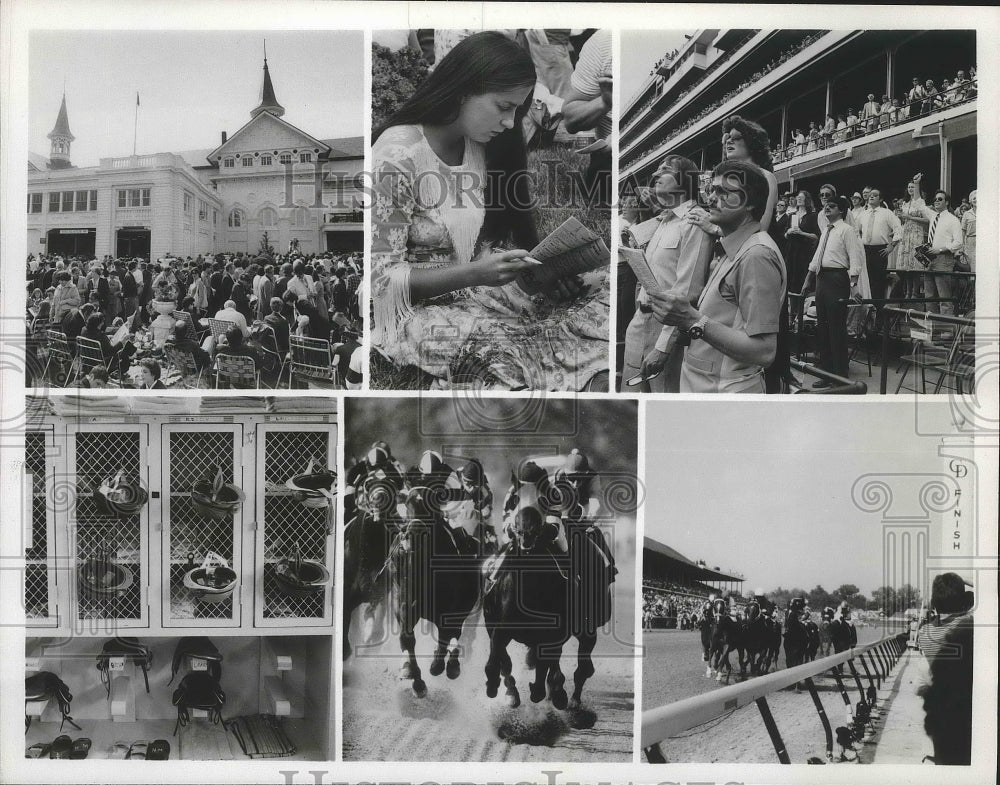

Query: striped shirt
[[570, 29, 612, 139]]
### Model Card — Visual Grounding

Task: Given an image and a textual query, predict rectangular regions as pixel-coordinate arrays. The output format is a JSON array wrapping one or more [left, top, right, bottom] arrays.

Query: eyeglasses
[[820, 192, 833, 198], [934, 197, 946, 202]]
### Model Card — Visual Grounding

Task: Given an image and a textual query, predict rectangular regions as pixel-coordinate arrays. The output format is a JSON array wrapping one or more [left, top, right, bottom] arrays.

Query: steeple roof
[[48, 93, 75, 141], [251, 57, 285, 119]]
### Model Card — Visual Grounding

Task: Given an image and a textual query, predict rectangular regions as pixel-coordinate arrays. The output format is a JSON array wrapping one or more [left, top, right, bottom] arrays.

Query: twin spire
[[250, 40, 285, 119], [46, 42, 282, 169]]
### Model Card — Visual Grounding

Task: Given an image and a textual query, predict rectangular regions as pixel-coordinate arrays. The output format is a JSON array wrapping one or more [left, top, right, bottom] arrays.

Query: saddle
[[96, 637, 152, 696], [171, 672, 226, 735], [169, 636, 222, 685], [25, 671, 81, 732]]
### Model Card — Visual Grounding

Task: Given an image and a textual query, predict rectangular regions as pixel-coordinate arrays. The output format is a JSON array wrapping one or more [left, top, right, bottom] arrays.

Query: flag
[[136, 92, 140, 107]]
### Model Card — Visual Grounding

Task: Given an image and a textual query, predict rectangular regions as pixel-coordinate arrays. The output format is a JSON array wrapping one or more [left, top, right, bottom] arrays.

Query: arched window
[[259, 207, 278, 228], [293, 206, 310, 227], [228, 208, 244, 228]]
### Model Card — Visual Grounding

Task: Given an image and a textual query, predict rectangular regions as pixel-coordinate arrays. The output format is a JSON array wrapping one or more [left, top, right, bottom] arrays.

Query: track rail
[[643, 632, 907, 763]]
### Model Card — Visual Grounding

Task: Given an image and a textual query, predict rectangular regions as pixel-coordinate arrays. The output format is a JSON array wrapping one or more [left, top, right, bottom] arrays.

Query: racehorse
[[698, 600, 716, 665], [783, 599, 810, 688], [342, 452, 405, 661], [483, 497, 571, 709], [739, 601, 772, 676], [390, 460, 481, 697], [803, 612, 821, 662], [486, 460, 614, 711], [759, 608, 783, 674], [706, 598, 741, 683]]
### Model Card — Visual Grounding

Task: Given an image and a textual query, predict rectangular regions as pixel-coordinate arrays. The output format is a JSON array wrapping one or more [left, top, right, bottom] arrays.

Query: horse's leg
[[500, 646, 519, 707], [429, 625, 449, 677], [547, 653, 568, 710], [529, 646, 548, 703], [440, 624, 463, 680], [399, 628, 426, 697], [570, 631, 597, 709], [485, 631, 502, 699]]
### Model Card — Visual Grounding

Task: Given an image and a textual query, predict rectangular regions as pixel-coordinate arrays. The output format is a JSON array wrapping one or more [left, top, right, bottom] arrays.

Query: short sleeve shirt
[[719, 244, 784, 337], [570, 30, 612, 139]]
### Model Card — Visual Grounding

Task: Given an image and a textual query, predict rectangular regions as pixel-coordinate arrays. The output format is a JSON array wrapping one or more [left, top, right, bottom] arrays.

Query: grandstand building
[[643, 537, 744, 597], [621, 29, 976, 202], [28, 56, 363, 260]]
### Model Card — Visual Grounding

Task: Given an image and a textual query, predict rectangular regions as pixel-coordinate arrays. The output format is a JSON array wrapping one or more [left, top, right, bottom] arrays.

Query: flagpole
[[133, 92, 139, 157]]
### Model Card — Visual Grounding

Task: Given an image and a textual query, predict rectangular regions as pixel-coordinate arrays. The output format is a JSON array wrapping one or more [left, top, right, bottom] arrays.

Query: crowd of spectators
[[624, 31, 822, 166], [26, 249, 363, 389], [775, 68, 977, 163]]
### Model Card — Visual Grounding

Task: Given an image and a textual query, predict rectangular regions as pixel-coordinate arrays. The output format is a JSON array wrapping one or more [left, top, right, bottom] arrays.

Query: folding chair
[[42, 330, 74, 385], [164, 345, 204, 389], [846, 304, 877, 378], [208, 318, 236, 346], [214, 354, 260, 389], [72, 336, 108, 385], [894, 314, 967, 394], [289, 335, 337, 388], [254, 324, 289, 389]]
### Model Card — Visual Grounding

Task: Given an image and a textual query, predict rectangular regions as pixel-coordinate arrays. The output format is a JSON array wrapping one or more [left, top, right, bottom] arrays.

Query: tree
[[835, 583, 861, 603], [371, 43, 430, 130], [897, 583, 922, 611], [808, 584, 833, 609], [258, 231, 275, 260], [871, 585, 896, 614]]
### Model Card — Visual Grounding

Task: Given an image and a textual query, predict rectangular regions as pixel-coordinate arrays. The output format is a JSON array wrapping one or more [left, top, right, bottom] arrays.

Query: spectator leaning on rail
[[916, 572, 974, 765], [649, 159, 785, 393]]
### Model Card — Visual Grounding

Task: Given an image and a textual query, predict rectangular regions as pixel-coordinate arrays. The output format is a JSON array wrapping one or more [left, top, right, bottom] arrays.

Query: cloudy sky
[[644, 400, 964, 596], [28, 30, 363, 167]]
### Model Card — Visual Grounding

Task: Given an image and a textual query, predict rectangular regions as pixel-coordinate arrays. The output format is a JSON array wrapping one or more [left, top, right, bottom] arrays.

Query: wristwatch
[[687, 315, 710, 340]]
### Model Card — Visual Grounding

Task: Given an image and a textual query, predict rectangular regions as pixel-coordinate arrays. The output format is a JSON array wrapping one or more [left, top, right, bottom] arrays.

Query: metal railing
[[643, 632, 908, 763]]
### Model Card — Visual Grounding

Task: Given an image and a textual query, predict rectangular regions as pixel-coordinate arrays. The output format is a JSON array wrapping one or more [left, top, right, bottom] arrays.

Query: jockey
[[552, 449, 618, 579], [454, 457, 498, 554], [344, 442, 405, 524], [402, 450, 480, 556]]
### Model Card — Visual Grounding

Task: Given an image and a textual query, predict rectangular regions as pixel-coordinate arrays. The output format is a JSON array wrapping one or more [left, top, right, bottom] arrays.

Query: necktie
[[929, 213, 940, 246], [865, 209, 876, 244], [816, 224, 833, 268]]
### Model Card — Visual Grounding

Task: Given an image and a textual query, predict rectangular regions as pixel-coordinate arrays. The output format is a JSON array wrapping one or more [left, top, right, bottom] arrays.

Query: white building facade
[[28, 58, 362, 261]]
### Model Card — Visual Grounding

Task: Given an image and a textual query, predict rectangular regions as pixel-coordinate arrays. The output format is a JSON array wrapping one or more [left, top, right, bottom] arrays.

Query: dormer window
[[242, 157, 254, 167], [260, 154, 272, 166], [223, 157, 235, 168], [299, 152, 312, 163], [279, 152, 293, 165]]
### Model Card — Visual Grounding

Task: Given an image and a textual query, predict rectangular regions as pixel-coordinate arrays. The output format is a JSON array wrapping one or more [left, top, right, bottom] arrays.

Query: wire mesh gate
[[163, 426, 241, 625], [258, 427, 334, 624], [24, 431, 52, 622], [72, 428, 146, 624]]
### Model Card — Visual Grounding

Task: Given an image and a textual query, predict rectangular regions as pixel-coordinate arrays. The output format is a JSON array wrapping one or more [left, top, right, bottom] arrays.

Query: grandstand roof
[[643, 536, 744, 583]]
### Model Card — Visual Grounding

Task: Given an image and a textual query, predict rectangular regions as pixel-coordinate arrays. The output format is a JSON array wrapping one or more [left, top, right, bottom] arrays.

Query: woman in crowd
[[370, 30, 608, 390], [783, 190, 819, 297], [138, 358, 166, 389], [896, 173, 931, 299], [294, 297, 332, 343], [960, 190, 976, 272], [81, 312, 136, 379]]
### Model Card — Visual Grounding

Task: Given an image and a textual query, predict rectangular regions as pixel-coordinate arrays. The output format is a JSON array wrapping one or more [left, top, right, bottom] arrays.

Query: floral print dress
[[896, 198, 929, 271], [371, 124, 609, 390]]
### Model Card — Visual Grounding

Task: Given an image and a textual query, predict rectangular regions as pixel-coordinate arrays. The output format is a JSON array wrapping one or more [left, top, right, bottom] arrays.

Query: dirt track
[[342, 544, 636, 762], [641, 626, 903, 764]]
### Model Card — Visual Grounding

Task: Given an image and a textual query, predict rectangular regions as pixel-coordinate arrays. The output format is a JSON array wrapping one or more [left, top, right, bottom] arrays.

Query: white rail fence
[[643, 632, 908, 763]]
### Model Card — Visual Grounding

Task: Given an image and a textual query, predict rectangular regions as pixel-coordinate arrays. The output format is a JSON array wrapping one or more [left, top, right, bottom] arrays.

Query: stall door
[[68, 424, 149, 630], [24, 429, 59, 629], [254, 424, 336, 627], [160, 424, 245, 628]]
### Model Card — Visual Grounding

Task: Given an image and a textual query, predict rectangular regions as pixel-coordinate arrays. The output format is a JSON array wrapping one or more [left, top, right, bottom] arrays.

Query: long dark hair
[[375, 32, 539, 249], [722, 115, 774, 172]]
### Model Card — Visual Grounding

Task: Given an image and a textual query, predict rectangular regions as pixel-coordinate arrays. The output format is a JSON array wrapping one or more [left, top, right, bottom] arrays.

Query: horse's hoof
[[412, 679, 427, 698], [506, 689, 520, 708], [486, 682, 499, 699], [446, 657, 461, 680], [552, 689, 568, 711], [568, 696, 581, 711], [429, 658, 445, 677], [716, 673, 723, 682], [529, 683, 546, 703]]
